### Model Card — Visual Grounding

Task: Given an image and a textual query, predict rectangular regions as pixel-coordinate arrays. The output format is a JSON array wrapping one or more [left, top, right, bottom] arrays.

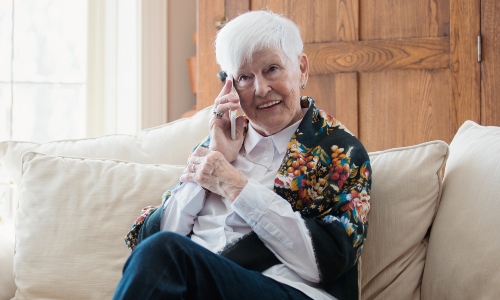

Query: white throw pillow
[[0, 106, 212, 190], [14, 152, 185, 300], [0, 221, 16, 300], [361, 140, 449, 300], [422, 121, 500, 300]]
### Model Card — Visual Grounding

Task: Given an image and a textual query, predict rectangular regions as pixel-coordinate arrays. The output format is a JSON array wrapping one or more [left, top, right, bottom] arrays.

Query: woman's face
[[234, 49, 308, 136]]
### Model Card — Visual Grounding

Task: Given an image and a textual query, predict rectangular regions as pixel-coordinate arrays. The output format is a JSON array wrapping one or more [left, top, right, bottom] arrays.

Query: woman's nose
[[254, 75, 271, 97]]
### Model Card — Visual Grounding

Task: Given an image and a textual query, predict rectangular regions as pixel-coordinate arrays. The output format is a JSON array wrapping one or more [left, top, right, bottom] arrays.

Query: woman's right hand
[[181, 146, 248, 201], [209, 79, 246, 162]]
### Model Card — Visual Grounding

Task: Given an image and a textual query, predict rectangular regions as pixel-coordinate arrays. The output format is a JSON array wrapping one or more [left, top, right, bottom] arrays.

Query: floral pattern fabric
[[273, 97, 371, 259]]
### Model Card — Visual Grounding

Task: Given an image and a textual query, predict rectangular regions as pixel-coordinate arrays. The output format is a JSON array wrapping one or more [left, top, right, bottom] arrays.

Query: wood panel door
[[481, 0, 500, 126], [197, 0, 481, 152]]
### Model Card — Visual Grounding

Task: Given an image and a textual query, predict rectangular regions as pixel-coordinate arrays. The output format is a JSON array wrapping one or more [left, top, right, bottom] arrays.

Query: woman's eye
[[268, 65, 279, 72], [235, 75, 250, 88]]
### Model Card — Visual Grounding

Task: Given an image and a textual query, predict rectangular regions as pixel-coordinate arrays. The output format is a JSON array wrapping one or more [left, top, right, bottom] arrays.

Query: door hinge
[[478, 35, 482, 62]]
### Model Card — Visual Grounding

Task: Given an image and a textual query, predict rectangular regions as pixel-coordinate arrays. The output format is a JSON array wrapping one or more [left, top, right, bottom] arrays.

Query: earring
[[301, 84, 306, 89]]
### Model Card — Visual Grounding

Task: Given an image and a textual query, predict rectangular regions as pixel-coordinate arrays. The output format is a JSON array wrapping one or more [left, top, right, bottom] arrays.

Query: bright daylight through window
[[0, 0, 87, 222]]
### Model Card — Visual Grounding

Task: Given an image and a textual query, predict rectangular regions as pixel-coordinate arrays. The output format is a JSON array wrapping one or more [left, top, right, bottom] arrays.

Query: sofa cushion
[[361, 141, 449, 300], [0, 106, 212, 190], [14, 152, 185, 300], [422, 121, 500, 300], [0, 222, 16, 300]]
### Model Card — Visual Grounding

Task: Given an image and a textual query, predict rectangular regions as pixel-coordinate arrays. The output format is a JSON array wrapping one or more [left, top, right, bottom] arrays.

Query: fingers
[[188, 162, 196, 173], [190, 146, 209, 158], [182, 156, 216, 185], [213, 80, 239, 117], [187, 148, 226, 172], [216, 78, 232, 98], [183, 162, 197, 176], [214, 99, 240, 117], [186, 148, 213, 174], [181, 161, 201, 183]]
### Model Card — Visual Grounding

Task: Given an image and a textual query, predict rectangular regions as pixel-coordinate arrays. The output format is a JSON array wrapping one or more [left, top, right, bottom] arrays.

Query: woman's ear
[[299, 53, 309, 84]]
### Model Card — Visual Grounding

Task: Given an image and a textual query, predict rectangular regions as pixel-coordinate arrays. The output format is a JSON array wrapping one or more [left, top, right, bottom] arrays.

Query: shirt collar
[[244, 110, 305, 155]]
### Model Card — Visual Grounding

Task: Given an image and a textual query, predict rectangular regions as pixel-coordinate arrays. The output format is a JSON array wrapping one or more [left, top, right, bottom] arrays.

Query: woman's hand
[[210, 79, 246, 163], [180, 147, 248, 201]]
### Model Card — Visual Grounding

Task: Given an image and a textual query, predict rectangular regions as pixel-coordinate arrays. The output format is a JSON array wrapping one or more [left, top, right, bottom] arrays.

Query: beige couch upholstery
[[0, 106, 499, 300]]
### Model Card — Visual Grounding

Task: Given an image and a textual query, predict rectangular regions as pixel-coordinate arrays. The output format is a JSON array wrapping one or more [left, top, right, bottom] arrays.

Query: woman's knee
[[134, 231, 191, 260]]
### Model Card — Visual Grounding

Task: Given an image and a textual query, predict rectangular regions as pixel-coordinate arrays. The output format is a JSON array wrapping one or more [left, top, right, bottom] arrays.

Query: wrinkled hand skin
[[208, 114, 246, 163], [209, 78, 246, 163], [180, 147, 248, 202]]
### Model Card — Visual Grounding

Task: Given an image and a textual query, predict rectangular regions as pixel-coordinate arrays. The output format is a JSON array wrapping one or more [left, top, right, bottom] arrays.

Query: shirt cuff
[[164, 182, 205, 214], [231, 178, 275, 223]]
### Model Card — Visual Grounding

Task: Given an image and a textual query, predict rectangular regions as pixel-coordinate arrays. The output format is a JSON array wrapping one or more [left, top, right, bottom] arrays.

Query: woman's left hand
[[180, 146, 248, 201]]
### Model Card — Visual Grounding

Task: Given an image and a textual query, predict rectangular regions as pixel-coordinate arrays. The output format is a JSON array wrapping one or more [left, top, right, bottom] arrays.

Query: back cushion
[[361, 141, 449, 300], [422, 121, 500, 300], [0, 106, 212, 189]]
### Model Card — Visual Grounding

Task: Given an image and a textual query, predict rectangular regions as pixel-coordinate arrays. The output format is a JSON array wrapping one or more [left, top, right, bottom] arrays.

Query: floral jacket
[[124, 97, 371, 300]]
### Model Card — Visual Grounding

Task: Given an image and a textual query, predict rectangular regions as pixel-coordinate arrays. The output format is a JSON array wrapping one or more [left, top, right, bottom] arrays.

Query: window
[[0, 0, 172, 223], [1, 0, 88, 144], [0, 0, 88, 222]]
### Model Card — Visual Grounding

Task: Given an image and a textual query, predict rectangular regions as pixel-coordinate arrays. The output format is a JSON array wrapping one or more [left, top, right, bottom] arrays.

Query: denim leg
[[113, 231, 312, 300]]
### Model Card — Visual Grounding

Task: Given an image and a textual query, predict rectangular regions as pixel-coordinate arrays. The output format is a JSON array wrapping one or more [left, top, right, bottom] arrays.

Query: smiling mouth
[[258, 100, 282, 109]]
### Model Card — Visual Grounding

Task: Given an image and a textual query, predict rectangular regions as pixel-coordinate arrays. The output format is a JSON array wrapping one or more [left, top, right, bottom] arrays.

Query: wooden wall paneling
[[356, 0, 455, 151], [481, 0, 500, 126], [226, 0, 250, 19], [306, 74, 339, 115], [196, 0, 225, 110], [249, 2, 338, 43], [284, 0, 339, 127], [359, 0, 449, 39], [450, 0, 481, 131], [250, 0, 283, 13], [197, 0, 485, 152], [250, 1, 338, 43], [414, 69, 453, 144], [304, 37, 450, 74], [249, 0, 266, 10], [283, 0, 337, 43], [334, 0, 359, 136], [333, 72, 359, 136], [338, 0, 359, 42], [359, 69, 452, 152], [287, 0, 359, 135]]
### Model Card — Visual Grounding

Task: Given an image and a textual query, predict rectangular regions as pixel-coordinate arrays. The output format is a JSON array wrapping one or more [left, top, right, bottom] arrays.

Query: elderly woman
[[114, 10, 371, 300]]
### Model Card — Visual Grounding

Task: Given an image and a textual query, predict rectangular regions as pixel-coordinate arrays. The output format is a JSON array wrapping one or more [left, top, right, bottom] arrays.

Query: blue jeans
[[113, 231, 312, 300]]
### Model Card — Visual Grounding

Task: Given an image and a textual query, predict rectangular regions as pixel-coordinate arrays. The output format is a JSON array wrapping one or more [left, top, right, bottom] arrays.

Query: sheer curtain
[[0, 0, 88, 223], [1, 0, 88, 144], [0, 0, 154, 223]]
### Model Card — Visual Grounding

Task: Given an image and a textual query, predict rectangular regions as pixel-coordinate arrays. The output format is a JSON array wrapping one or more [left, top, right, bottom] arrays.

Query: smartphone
[[229, 76, 237, 140]]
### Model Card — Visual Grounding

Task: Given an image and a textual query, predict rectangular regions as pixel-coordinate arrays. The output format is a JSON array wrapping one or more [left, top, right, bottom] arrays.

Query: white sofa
[[1, 106, 499, 300]]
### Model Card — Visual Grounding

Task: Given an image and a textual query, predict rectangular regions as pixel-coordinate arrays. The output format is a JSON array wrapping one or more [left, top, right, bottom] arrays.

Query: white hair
[[215, 10, 304, 77]]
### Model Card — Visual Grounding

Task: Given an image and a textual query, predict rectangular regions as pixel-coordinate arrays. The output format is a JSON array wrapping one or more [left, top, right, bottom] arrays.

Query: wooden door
[[481, 0, 500, 125], [197, 0, 481, 152]]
